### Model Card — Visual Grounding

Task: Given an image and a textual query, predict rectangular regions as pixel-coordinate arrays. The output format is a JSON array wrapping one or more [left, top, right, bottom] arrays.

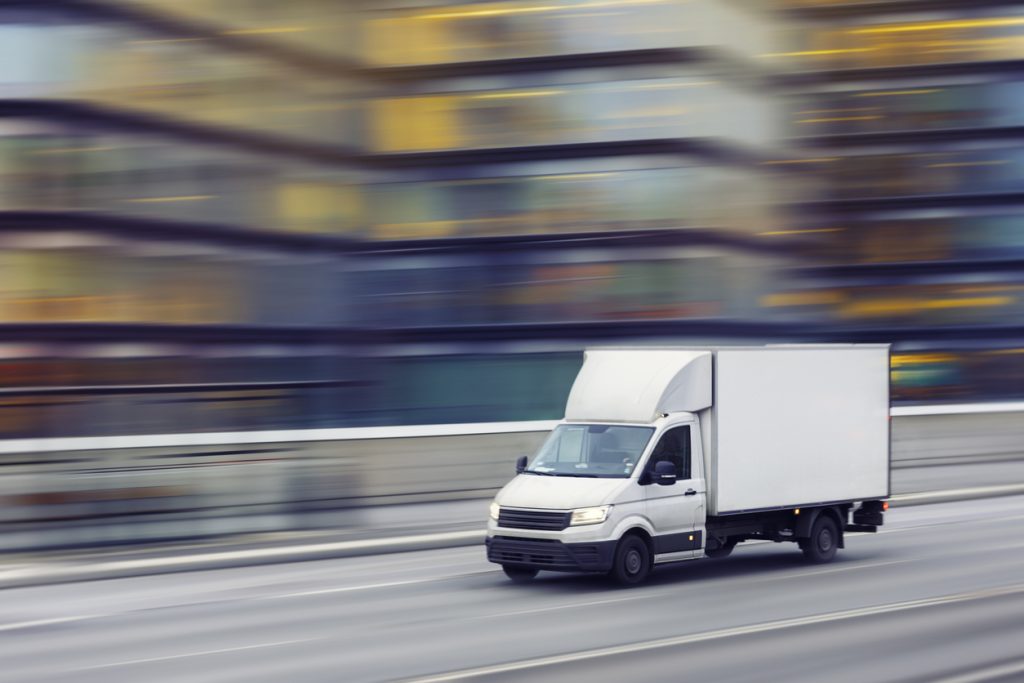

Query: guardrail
[[0, 403, 1022, 551]]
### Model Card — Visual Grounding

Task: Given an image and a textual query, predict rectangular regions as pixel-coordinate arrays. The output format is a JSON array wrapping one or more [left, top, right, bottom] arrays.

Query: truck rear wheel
[[502, 565, 539, 582], [801, 515, 839, 563], [610, 535, 651, 586]]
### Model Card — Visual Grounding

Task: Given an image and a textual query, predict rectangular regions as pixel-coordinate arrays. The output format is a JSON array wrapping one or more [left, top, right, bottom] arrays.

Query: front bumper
[[486, 535, 616, 573]]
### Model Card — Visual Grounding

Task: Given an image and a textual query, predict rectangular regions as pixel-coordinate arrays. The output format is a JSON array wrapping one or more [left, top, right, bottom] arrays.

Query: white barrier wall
[[0, 406, 1022, 550]]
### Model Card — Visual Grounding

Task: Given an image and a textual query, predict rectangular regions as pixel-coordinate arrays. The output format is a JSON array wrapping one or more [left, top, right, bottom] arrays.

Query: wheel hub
[[625, 549, 642, 574]]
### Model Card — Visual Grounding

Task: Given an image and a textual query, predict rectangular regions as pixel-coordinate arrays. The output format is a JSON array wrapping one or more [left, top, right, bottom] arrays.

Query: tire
[[502, 565, 539, 583], [610, 535, 652, 586], [801, 515, 839, 563], [705, 538, 736, 559]]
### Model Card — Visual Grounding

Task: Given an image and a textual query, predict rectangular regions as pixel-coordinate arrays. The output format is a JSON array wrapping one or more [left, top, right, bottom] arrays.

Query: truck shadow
[[511, 548, 890, 594]]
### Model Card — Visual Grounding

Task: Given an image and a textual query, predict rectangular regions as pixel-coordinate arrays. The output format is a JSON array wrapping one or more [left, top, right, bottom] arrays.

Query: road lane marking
[[466, 594, 645, 621], [459, 558, 913, 623], [748, 558, 911, 583], [0, 530, 485, 585], [73, 638, 316, 671], [0, 616, 96, 633], [877, 511, 1024, 535], [0, 571, 496, 633], [1, 568, 497, 634], [931, 659, 1024, 683], [267, 569, 495, 599], [892, 485, 1024, 505], [87, 530, 484, 568], [2, 559, 899, 638], [399, 583, 1024, 683]]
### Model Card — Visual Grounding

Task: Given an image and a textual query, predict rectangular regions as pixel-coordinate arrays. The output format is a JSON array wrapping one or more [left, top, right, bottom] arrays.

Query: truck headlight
[[570, 505, 611, 526], [489, 501, 500, 521]]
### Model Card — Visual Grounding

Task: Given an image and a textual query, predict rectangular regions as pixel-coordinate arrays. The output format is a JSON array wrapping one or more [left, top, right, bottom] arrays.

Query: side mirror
[[515, 456, 528, 474], [653, 460, 677, 486]]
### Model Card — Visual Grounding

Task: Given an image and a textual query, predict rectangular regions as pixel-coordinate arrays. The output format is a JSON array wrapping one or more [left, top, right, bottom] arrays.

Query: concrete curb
[[3, 484, 1024, 590], [889, 484, 1024, 507], [0, 530, 485, 590]]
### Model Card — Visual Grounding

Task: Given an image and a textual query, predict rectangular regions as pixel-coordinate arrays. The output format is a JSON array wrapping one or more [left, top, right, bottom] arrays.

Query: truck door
[[643, 424, 705, 561]]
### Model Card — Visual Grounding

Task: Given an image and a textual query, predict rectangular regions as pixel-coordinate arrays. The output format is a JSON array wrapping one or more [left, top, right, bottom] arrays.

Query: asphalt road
[[3, 496, 1024, 683]]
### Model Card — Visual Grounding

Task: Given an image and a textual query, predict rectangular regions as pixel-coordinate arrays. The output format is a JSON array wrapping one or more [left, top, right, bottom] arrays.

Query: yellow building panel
[[278, 183, 363, 233], [372, 97, 461, 151]]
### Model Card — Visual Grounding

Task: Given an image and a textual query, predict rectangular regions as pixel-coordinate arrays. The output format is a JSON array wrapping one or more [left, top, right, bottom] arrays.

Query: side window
[[646, 426, 691, 480]]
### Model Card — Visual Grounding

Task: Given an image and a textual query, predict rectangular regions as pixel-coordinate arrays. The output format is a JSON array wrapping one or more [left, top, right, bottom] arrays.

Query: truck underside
[[706, 500, 885, 561], [487, 500, 886, 583]]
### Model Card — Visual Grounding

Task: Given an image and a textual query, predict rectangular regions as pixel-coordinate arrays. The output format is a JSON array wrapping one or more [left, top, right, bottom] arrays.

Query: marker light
[[489, 501, 500, 521], [794, 508, 801, 515], [570, 505, 611, 526], [882, 501, 889, 511]]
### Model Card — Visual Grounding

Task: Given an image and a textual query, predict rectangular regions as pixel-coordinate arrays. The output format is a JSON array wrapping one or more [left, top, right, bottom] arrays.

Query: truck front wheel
[[610, 535, 652, 585], [801, 515, 839, 563]]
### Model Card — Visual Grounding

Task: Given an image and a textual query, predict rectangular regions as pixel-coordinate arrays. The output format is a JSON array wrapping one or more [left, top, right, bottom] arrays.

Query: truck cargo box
[[706, 346, 889, 515], [564, 345, 890, 515]]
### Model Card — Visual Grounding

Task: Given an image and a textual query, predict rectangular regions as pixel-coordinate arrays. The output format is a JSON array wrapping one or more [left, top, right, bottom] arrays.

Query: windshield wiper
[[559, 473, 599, 478], [523, 469, 555, 476]]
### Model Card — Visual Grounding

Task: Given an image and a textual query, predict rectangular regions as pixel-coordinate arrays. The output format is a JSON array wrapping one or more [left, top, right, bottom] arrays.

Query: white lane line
[[1, 530, 485, 583], [0, 571, 497, 633], [880, 511, 1024, 534], [931, 659, 1024, 683], [400, 583, 1024, 683], [467, 594, 643, 622], [268, 569, 496, 599], [0, 616, 97, 633], [73, 638, 315, 671], [92, 530, 484, 568], [892, 485, 1024, 505], [1, 568, 498, 633], [462, 558, 911, 623], [751, 558, 911, 583]]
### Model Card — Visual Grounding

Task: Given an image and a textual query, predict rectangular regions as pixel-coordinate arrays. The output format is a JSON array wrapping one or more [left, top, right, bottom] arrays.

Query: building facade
[[0, 0, 1020, 438]]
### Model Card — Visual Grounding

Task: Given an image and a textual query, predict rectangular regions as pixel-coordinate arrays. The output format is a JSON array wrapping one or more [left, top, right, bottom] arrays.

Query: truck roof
[[565, 349, 713, 423], [564, 344, 890, 424]]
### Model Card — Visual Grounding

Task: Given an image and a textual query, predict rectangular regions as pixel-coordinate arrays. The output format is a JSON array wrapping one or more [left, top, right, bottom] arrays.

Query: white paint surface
[[711, 346, 890, 514], [564, 349, 712, 423]]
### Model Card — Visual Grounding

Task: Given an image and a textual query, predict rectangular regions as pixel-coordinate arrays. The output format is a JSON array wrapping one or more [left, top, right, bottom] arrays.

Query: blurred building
[[769, 0, 1024, 401], [0, 0, 1022, 439]]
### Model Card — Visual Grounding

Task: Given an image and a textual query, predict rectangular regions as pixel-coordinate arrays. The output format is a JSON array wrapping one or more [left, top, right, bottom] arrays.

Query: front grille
[[488, 536, 577, 569], [497, 508, 571, 531]]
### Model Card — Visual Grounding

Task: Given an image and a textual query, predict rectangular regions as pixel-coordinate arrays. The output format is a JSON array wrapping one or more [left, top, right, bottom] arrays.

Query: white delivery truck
[[486, 345, 890, 585]]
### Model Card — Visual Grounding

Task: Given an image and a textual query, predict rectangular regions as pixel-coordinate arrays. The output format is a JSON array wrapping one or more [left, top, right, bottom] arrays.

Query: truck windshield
[[526, 424, 654, 478]]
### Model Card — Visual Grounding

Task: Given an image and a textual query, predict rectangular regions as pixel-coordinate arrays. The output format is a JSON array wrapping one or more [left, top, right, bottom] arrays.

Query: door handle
[[684, 488, 697, 496]]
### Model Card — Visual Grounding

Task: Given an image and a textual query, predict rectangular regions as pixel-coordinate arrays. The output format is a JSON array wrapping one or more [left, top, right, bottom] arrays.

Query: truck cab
[[487, 413, 706, 584]]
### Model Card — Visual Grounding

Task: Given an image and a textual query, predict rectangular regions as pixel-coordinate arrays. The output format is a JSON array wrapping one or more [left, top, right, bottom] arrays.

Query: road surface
[[3, 496, 1024, 683]]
